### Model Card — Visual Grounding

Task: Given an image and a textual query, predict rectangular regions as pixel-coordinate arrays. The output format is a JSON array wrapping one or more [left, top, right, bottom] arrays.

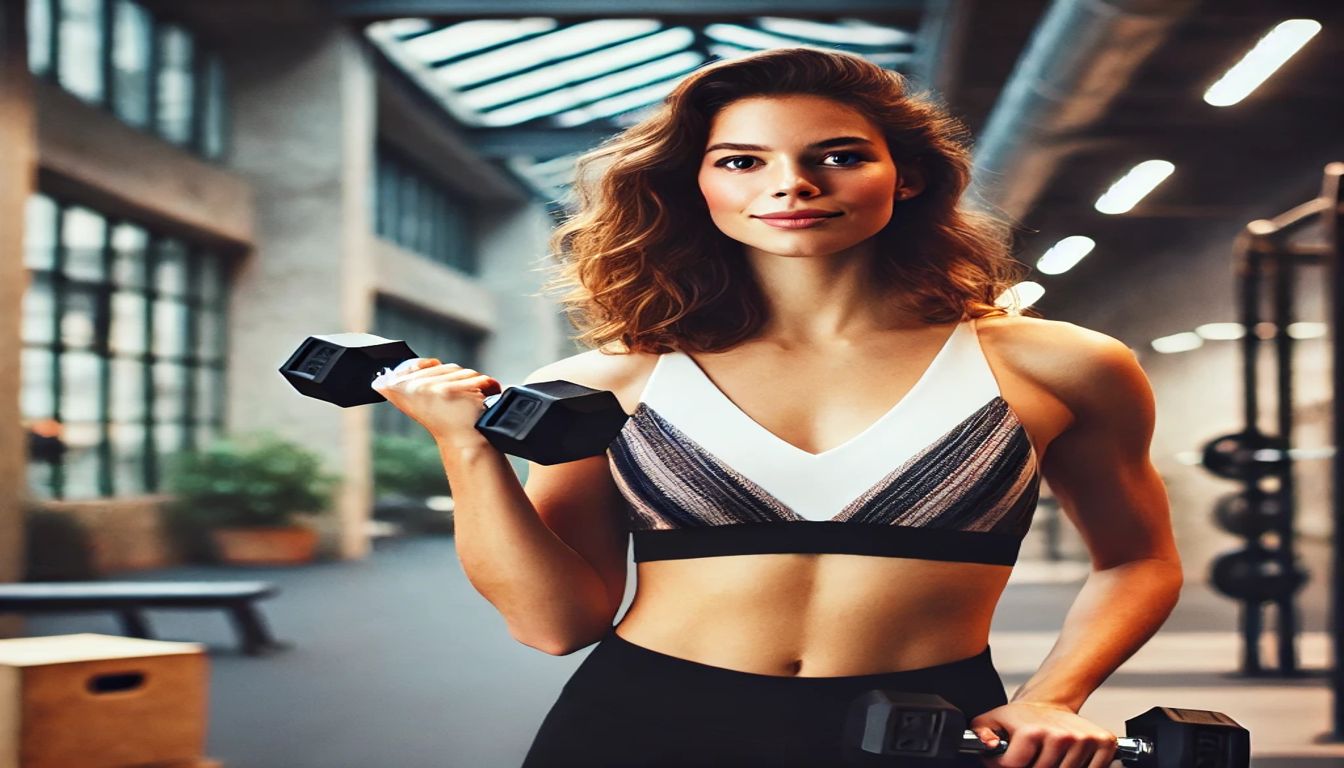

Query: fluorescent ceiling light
[[1194, 322, 1245, 340], [1095, 160, 1175, 214], [755, 17, 913, 46], [379, 18, 432, 39], [1036, 236, 1096, 276], [1204, 19, 1321, 107], [1151, 332, 1204, 353], [1288, 322, 1327, 339], [994, 281, 1044, 312], [437, 20, 662, 89], [479, 50, 703, 127], [401, 18, 557, 64], [554, 78, 682, 127], [466, 27, 695, 112], [704, 23, 814, 51]]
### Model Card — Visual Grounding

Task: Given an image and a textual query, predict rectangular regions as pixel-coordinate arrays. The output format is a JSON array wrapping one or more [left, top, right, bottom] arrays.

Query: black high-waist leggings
[[522, 629, 1008, 768]]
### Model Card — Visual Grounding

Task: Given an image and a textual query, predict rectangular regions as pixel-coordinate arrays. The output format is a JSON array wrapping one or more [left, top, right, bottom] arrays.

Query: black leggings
[[522, 629, 1007, 768]]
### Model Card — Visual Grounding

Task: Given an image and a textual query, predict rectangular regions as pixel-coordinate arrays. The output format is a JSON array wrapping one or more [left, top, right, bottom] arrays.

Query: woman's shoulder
[[974, 313, 1144, 403], [524, 344, 663, 413]]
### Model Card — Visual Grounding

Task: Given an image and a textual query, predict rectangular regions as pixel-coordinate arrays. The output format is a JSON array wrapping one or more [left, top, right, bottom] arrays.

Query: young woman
[[374, 48, 1182, 768]]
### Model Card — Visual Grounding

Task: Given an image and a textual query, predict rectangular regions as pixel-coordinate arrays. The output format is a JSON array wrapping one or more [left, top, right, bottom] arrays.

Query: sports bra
[[606, 318, 1042, 566]]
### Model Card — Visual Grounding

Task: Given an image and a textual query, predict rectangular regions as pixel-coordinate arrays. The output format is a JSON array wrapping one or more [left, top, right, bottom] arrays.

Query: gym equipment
[[1200, 431, 1289, 481], [278, 333, 629, 465], [1212, 491, 1289, 538], [841, 691, 1250, 767], [1210, 547, 1308, 603]]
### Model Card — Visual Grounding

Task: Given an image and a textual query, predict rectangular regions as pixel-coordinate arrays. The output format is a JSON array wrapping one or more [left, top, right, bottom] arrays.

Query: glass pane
[[399, 169, 420, 251], [28, 0, 53, 76], [60, 351, 104, 422], [201, 51, 227, 159], [419, 181, 437, 257], [195, 365, 219, 423], [111, 0, 153, 127], [195, 305, 222, 362], [62, 206, 107, 283], [20, 348, 56, 420], [196, 256, 223, 307], [155, 238, 188, 297], [26, 459, 56, 499], [109, 290, 146, 354], [152, 361, 187, 421], [60, 288, 99, 349], [151, 297, 188, 358], [58, 0, 106, 104], [61, 422, 103, 499], [109, 356, 145, 422], [377, 152, 398, 240], [156, 23, 195, 146], [153, 422, 187, 464], [22, 273, 55, 345], [25, 194, 58, 270], [111, 222, 148, 289], [111, 422, 147, 495]]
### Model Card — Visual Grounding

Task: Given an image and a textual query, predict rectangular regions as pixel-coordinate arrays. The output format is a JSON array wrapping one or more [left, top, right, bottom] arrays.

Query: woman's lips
[[752, 213, 842, 229]]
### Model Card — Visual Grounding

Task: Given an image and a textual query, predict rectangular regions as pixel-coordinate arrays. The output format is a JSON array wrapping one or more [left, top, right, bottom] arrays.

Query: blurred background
[[0, 0, 1342, 766]]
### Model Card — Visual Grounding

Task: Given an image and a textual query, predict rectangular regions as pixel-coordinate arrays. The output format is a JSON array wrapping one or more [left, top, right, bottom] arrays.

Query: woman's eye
[[823, 152, 864, 166], [717, 156, 759, 171]]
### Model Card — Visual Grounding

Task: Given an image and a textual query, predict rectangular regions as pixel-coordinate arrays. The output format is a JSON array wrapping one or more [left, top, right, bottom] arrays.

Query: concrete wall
[[1, 0, 36, 636]]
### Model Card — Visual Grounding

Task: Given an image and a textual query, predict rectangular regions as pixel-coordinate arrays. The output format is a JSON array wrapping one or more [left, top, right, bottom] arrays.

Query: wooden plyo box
[[0, 633, 210, 768]]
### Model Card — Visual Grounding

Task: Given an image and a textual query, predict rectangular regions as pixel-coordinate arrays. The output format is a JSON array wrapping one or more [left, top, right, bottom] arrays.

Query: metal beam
[[469, 128, 616, 159], [333, 0, 925, 21]]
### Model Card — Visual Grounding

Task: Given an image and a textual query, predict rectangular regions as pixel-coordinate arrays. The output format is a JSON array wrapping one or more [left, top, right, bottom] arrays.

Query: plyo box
[[0, 633, 210, 768]]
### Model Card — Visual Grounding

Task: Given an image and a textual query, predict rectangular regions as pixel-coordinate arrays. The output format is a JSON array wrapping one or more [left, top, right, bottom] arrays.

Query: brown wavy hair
[[546, 47, 1035, 354]]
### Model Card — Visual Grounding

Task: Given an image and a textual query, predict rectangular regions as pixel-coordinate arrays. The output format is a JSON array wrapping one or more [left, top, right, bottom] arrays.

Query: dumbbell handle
[[960, 731, 1151, 761]]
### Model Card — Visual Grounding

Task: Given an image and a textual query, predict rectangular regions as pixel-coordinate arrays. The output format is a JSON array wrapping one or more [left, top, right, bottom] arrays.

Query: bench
[[0, 582, 288, 656]]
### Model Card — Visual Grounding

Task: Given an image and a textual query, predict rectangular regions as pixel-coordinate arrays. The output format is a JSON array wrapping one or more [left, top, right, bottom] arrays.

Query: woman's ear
[[895, 165, 927, 200]]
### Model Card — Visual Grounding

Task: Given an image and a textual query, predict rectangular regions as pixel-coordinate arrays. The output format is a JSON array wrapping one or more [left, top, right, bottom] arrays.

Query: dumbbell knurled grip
[[959, 731, 1150, 760]]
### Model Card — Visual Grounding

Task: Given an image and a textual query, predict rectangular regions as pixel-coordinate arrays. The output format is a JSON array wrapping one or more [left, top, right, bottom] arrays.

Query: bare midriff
[[613, 553, 1014, 678]]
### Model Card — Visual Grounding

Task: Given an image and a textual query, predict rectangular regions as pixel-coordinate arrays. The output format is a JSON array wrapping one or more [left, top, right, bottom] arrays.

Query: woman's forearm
[[441, 442, 614, 654], [1009, 557, 1184, 712]]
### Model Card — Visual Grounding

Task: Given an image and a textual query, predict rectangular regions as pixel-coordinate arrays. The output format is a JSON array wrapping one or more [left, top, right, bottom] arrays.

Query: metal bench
[[0, 581, 288, 656]]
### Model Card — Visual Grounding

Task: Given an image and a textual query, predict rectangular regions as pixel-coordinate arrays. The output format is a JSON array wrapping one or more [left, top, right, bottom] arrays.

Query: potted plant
[[165, 432, 340, 565], [372, 434, 455, 535]]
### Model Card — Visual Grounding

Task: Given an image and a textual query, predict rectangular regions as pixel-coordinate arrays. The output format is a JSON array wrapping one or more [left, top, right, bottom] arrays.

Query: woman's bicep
[[524, 454, 631, 616]]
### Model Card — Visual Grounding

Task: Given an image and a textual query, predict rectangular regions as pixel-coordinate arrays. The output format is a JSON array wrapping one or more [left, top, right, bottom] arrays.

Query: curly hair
[[545, 47, 1035, 354]]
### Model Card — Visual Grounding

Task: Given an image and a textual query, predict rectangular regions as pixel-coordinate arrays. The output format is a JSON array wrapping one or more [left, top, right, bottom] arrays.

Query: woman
[[374, 48, 1182, 768]]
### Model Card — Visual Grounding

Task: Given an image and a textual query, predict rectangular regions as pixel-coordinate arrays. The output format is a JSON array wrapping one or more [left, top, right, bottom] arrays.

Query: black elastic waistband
[[631, 522, 1022, 565]]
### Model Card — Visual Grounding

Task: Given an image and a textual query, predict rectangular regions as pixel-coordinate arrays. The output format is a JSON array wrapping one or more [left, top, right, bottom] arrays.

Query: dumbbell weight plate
[[1209, 547, 1308, 603], [1212, 491, 1290, 537], [1200, 431, 1290, 481]]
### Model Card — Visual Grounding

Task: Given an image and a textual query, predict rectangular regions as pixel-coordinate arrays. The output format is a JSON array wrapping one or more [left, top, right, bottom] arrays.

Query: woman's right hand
[[371, 358, 504, 450]]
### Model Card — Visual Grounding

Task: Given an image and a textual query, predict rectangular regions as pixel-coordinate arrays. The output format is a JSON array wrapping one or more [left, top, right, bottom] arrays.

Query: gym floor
[[25, 532, 1341, 768]]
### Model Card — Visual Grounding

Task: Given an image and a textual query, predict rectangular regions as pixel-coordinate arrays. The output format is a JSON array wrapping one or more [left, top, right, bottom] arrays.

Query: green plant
[[372, 434, 451, 499], [165, 432, 340, 528]]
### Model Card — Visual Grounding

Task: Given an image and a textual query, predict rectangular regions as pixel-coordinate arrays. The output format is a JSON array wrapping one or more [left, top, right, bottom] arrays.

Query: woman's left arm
[[972, 327, 1183, 768]]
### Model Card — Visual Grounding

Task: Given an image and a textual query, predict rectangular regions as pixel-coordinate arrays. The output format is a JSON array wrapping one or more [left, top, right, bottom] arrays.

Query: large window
[[373, 299, 484, 438], [27, 0, 229, 161], [22, 194, 231, 500], [374, 143, 477, 274]]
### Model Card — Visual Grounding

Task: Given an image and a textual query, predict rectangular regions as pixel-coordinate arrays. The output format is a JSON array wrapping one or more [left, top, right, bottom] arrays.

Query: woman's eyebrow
[[704, 136, 875, 154]]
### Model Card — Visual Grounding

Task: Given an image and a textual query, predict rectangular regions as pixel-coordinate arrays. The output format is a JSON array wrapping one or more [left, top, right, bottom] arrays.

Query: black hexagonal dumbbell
[[842, 691, 1249, 767], [279, 333, 629, 465]]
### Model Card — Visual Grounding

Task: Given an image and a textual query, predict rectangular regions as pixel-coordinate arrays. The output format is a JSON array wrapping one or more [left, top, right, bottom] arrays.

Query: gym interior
[[0, 0, 1342, 766]]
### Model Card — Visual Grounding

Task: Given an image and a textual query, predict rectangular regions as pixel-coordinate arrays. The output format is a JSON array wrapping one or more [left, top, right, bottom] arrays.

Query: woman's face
[[697, 94, 911, 260]]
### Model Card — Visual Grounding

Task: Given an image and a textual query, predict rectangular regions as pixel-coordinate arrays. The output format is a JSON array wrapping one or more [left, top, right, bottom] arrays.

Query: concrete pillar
[[0, 0, 36, 634], [223, 23, 376, 560]]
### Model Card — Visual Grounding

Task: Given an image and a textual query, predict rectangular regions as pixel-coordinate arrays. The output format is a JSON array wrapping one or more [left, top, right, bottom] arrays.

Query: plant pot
[[210, 526, 319, 565]]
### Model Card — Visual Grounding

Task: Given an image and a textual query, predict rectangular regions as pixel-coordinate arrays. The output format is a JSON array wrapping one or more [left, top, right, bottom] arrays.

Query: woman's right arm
[[373, 353, 634, 655]]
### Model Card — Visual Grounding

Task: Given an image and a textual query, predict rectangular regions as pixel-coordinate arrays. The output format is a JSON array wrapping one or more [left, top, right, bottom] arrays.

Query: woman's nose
[[772, 163, 821, 198]]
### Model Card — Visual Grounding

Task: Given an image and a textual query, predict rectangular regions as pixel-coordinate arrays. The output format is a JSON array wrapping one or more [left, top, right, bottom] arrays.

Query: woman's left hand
[[968, 702, 1118, 768]]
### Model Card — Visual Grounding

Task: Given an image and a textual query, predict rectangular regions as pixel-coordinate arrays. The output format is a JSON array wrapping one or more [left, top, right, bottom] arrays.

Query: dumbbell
[[278, 333, 629, 465], [842, 691, 1249, 767]]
